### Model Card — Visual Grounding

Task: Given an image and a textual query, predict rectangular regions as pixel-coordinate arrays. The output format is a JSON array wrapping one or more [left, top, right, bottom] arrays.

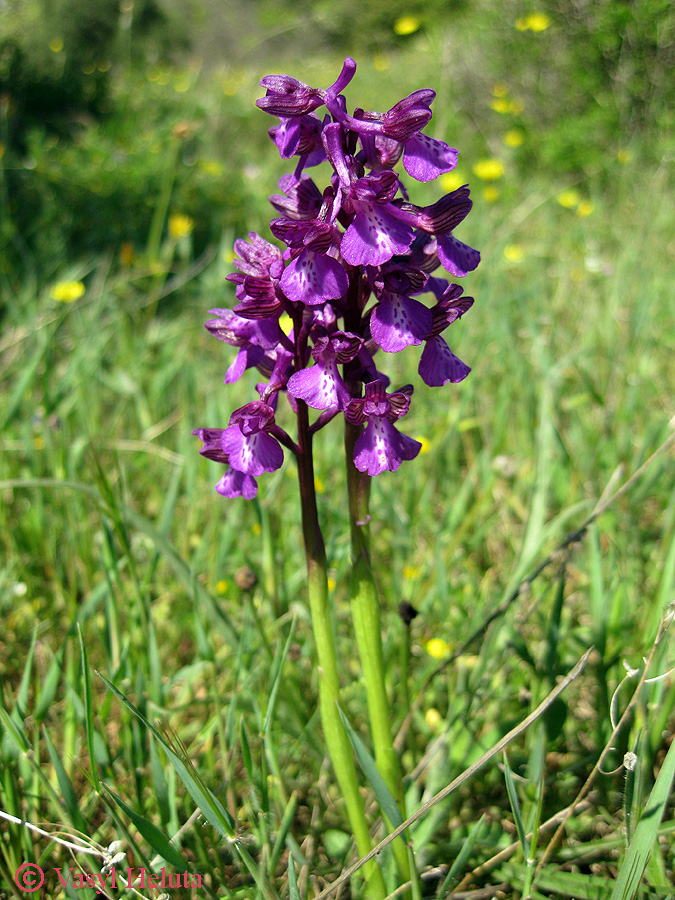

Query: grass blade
[[504, 753, 530, 859], [288, 854, 301, 900], [42, 727, 88, 833], [98, 672, 235, 839], [104, 786, 190, 869], [609, 735, 675, 900], [77, 623, 100, 793], [336, 704, 403, 831]]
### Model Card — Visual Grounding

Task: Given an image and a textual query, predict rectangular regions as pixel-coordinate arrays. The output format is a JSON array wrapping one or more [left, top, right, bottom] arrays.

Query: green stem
[[296, 400, 387, 900], [344, 420, 414, 887]]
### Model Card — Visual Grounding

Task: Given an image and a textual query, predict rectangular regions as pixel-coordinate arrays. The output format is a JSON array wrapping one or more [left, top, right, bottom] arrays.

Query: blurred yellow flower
[[425, 708, 442, 730], [414, 435, 431, 455], [327, 576, 337, 592], [504, 129, 524, 147], [527, 12, 551, 31], [439, 170, 464, 192], [199, 159, 224, 177], [482, 186, 500, 202], [492, 83, 509, 98], [168, 213, 194, 239], [403, 565, 420, 580], [490, 98, 511, 114], [394, 15, 421, 35], [49, 37, 64, 53], [516, 13, 551, 31], [473, 158, 504, 181], [279, 312, 293, 335], [50, 281, 85, 303], [174, 76, 191, 93], [252, 522, 262, 535], [576, 200, 594, 217], [215, 580, 229, 595], [556, 189, 581, 209], [373, 54, 390, 72], [617, 149, 633, 164], [426, 637, 450, 659], [503, 243, 525, 262], [509, 99, 525, 114], [314, 476, 325, 494]]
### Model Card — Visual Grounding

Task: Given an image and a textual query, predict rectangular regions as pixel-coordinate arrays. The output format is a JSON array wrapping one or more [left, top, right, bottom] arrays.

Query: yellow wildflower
[[414, 435, 431, 455], [314, 476, 325, 494], [516, 13, 551, 31], [576, 200, 594, 217], [279, 313, 293, 335], [425, 708, 442, 730], [504, 129, 524, 148], [492, 83, 509, 98], [526, 12, 551, 31], [168, 213, 194, 239], [426, 637, 450, 659], [50, 281, 85, 303], [439, 170, 464, 193], [394, 15, 421, 36], [473, 158, 504, 181], [215, 580, 229, 595], [482, 185, 500, 202], [556, 189, 581, 209], [49, 37, 63, 53], [327, 576, 337, 592], [403, 565, 420, 580], [503, 243, 525, 263], [490, 98, 511, 114]]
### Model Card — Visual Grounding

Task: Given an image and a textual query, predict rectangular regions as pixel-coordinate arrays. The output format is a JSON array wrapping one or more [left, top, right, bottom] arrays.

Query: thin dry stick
[[315, 649, 592, 900], [535, 609, 673, 874], [394, 427, 675, 753]]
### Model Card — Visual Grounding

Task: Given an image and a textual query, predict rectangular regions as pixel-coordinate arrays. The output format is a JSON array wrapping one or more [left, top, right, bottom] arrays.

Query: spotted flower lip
[[345, 381, 422, 475], [221, 401, 284, 476], [287, 332, 361, 410]]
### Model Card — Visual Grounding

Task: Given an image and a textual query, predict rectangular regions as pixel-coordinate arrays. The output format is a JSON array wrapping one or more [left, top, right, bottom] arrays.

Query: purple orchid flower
[[345, 381, 422, 475], [287, 332, 361, 410], [220, 401, 284, 476], [419, 284, 474, 386]]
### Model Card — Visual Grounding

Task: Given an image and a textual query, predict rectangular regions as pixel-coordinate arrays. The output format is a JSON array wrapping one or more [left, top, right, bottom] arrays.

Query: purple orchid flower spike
[[345, 381, 422, 475], [197, 57, 479, 501]]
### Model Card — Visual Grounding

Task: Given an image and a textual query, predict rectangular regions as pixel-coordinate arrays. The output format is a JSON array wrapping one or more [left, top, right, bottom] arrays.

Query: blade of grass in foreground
[[98, 673, 282, 900], [608, 734, 675, 900], [77, 623, 100, 793]]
